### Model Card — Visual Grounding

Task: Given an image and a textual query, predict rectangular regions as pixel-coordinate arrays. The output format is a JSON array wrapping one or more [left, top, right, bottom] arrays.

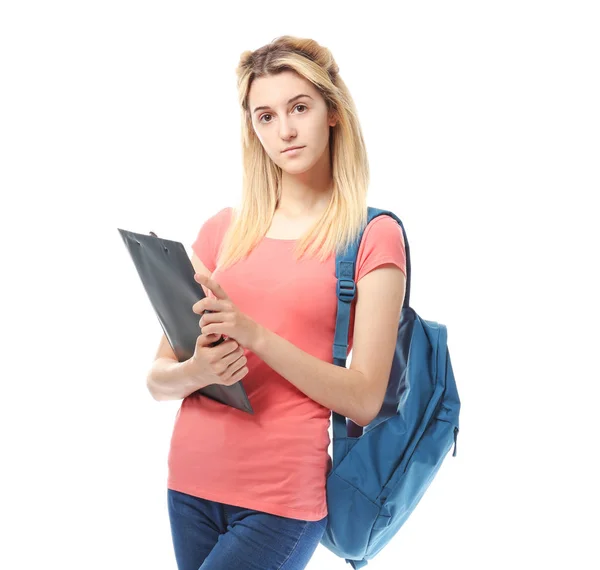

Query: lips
[[282, 146, 305, 153]]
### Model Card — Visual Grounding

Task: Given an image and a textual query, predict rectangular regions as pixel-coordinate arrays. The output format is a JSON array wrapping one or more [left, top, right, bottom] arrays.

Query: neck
[[277, 144, 333, 217]]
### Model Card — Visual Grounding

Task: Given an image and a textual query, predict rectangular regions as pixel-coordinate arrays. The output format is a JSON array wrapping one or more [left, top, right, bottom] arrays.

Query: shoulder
[[208, 206, 234, 227], [355, 214, 406, 282], [192, 207, 235, 271], [196, 206, 234, 237], [364, 214, 404, 243]]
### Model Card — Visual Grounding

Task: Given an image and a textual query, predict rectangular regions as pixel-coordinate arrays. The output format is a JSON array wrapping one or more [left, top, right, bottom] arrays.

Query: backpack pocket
[[402, 416, 456, 474]]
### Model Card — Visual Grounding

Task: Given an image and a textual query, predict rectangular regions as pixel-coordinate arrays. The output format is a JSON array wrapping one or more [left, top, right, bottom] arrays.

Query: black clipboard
[[117, 227, 254, 414]]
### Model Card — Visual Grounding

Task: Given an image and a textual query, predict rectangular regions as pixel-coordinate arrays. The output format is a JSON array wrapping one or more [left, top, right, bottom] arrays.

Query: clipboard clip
[[149, 231, 168, 253]]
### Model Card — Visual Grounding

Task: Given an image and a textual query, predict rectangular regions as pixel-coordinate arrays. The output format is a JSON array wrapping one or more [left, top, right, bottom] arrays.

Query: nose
[[279, 115, 297, 141]]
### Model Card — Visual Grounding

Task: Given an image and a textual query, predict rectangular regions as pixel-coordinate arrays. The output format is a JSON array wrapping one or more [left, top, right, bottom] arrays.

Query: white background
[[1, 1, 598, 569]]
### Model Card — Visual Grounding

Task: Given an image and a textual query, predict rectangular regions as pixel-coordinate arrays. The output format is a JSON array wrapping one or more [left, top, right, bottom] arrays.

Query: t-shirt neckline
[[263, 236, 298, 242]]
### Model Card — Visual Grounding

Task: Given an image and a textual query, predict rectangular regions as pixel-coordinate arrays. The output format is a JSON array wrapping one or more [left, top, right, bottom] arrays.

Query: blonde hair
[[216, 35, 370, 270]]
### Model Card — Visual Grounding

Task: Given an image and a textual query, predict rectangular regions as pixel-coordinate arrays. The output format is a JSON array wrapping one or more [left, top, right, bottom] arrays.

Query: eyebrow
[[252, 94, 314, 114]]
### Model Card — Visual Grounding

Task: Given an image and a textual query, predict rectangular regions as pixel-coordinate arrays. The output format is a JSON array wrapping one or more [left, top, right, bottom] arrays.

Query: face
[[248, 70, 337, 175]]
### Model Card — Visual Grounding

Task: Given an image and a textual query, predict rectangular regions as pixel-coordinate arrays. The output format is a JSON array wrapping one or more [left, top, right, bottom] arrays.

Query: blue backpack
[[320, 207, 461, 569]]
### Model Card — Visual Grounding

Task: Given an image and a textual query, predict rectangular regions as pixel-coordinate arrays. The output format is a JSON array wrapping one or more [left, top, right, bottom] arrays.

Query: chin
[[279, 157, 316, 175], [282, 164, 312, 175]]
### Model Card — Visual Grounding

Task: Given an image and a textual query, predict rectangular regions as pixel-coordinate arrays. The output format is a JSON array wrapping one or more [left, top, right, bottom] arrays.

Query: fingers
[[193, 298, 217, 314], [194, 273, 228, 300], [199, 309, 221, 330], [197, 330, 223, 345], [196, 332, 214, 346]]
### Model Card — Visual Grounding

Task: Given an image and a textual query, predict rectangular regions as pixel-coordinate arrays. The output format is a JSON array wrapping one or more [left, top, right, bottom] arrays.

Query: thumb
[[197, 332, 222, 346]]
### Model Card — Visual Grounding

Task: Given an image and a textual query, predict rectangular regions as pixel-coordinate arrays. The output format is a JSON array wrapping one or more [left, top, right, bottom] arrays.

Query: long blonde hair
[[216, 35, 370, 270]]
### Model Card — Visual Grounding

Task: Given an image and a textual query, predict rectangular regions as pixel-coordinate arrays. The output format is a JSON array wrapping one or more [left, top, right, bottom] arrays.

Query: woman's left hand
[[192, 273, 263, 352]]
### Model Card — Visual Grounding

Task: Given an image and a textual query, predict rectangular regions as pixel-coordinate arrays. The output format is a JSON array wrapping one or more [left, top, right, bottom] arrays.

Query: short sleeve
[[355, 215, 407, 282], [191, 207, 232, 272]]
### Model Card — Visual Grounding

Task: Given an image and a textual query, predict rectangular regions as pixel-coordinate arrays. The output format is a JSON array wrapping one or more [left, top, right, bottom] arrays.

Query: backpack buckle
[[337, 278, 356, 302]]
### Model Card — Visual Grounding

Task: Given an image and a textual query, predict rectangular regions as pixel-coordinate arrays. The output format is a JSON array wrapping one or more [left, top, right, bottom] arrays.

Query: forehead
[[248, 70, 317, 107]]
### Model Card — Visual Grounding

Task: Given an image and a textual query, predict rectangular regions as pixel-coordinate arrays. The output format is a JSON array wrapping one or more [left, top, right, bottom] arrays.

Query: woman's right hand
[[189, 332, 249, 387]]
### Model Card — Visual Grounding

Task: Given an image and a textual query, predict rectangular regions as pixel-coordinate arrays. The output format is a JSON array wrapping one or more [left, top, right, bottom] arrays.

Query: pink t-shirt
[[167, 207, 406, 521]]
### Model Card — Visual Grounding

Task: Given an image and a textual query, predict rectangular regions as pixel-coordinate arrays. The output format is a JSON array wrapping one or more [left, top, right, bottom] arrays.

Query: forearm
[[251, 326, 372, 427], [146, 357, 204, 401]]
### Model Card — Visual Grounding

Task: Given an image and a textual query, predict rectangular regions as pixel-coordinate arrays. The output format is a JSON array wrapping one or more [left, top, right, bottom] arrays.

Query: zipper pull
[[452, 427, 458, 457]]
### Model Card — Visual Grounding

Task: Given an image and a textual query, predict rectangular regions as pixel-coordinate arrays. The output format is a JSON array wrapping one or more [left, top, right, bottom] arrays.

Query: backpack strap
[[332, 207, 411, 439]]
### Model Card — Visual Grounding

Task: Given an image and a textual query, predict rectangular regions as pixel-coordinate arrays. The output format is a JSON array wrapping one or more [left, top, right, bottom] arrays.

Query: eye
[[258, 104, 308, 124]]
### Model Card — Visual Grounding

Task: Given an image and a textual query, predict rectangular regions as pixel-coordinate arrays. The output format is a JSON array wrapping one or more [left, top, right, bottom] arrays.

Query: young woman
[[147, 35, 407, 570]]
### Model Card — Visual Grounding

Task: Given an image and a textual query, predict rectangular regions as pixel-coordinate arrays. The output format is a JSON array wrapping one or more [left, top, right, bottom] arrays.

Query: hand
[[192, 273, 263, 352], [189, 333, 249, 388]]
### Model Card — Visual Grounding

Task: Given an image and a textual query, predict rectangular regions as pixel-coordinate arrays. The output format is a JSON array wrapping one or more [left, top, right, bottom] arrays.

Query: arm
[[146, 252, 212, 401], [146, 357, 204, 401], [251, 264, 406, 427]]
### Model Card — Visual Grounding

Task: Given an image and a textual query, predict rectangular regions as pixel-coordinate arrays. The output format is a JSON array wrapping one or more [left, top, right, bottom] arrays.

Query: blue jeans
[[167, 489, 328, 570]]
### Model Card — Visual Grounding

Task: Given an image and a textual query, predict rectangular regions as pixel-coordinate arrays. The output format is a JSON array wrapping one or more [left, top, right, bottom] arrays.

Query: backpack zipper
[[452, 427, 459, 457]]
